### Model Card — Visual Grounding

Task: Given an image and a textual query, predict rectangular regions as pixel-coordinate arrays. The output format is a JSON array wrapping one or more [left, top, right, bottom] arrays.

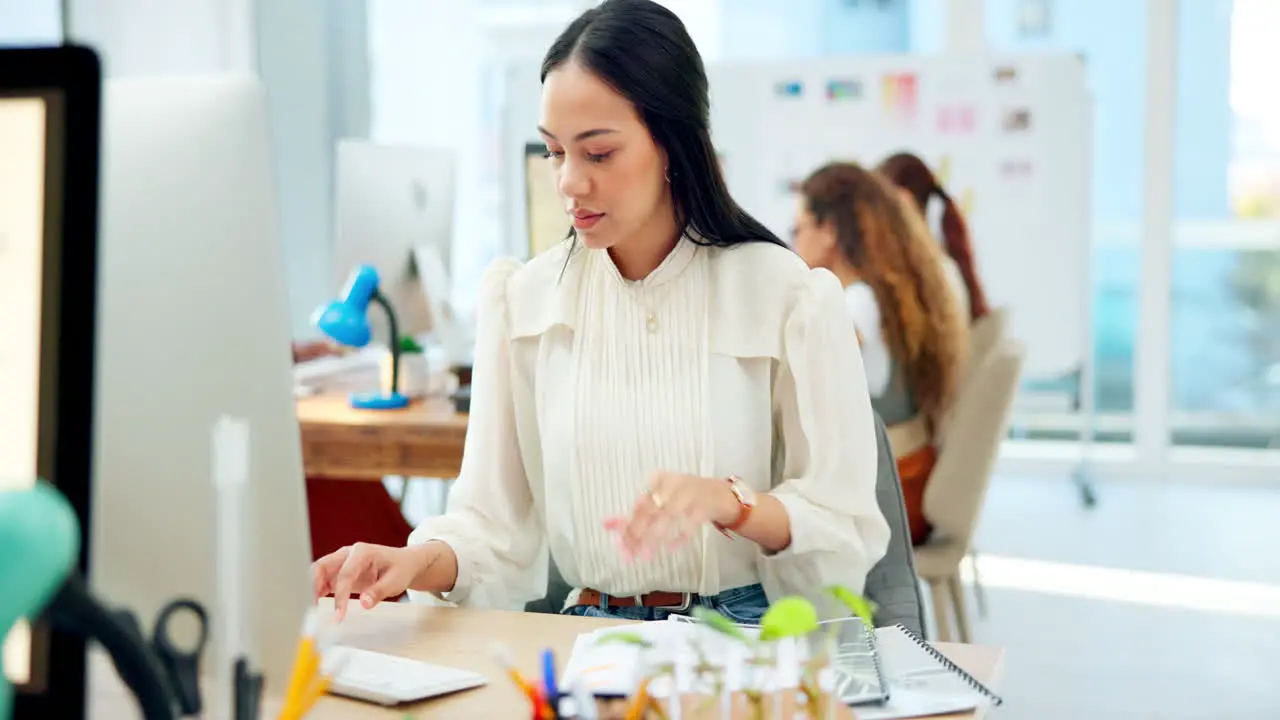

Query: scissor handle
[[153, 598, 208, 716]]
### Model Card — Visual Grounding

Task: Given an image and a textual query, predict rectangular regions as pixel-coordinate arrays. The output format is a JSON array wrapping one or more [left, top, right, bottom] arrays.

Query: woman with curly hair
[[878, 151, 991, 322], [793, 162, 969, 545]]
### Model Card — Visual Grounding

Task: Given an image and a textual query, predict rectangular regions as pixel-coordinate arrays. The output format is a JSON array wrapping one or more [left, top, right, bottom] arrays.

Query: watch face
[[730, 477, 757, 506]]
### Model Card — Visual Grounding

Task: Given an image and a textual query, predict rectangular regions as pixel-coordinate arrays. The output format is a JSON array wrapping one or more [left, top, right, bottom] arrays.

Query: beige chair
[[914, 339, 1025, 642], [954, 305, 1009, 618], [966, 307, 1009, 381]]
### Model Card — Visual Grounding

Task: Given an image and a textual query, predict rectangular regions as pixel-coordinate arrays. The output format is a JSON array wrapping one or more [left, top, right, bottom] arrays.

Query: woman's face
[[791, 201, 838, 270], [539, 60, 671, 251]]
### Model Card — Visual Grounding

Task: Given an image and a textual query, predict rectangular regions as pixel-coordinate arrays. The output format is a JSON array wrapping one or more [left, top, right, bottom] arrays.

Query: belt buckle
[[656, 592, 692, 612]]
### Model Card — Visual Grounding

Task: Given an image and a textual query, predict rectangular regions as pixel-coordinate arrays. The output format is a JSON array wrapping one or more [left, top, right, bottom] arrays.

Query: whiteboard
[[501, 55, 1092, 379]]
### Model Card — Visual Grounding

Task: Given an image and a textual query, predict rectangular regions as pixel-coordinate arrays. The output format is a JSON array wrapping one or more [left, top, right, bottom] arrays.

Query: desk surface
[[309, 601, 1004, 719], [296, 393, 467, 431], [297, 394, 467, 480], [91, 601, 1004, 718]]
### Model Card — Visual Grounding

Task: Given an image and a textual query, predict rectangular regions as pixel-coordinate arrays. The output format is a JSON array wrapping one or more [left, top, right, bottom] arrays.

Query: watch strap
[[714, 475, 753, 537]]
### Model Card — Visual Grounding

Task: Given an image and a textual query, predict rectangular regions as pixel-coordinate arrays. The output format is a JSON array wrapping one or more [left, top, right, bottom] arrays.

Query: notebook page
[[856, 626, 993, 720]]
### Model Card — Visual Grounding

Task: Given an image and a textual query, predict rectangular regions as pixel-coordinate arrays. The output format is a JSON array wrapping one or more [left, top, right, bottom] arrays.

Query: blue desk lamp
[[312, 265, 411, 410]]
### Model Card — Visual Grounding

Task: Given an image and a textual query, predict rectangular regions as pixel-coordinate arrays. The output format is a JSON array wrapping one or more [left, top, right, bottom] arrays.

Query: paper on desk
[[561, 621, 993, 719], [559, 620, 828, 701], [558, 622, 675, 696], [855, 685, 989, 720], [559, 621, 760, 699]]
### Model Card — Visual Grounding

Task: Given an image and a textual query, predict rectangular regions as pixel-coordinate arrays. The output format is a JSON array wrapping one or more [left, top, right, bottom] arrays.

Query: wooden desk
[[91, 601, 1004, 719], [308, 602, 1003, 719], [296, 394, 467, 481]]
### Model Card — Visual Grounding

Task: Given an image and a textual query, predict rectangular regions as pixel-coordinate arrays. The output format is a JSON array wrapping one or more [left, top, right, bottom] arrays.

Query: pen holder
[[0, 482, 81, 720]]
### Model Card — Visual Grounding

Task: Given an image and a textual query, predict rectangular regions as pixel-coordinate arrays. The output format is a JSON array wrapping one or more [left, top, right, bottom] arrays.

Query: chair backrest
[[864, 411, 927, 636], [924, 339, 1025, 549], [525, 558, 570, 615], [965, 307, 1009, 383]]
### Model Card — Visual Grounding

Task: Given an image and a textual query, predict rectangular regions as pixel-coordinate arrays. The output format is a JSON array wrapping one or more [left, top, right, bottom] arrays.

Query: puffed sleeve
[[406, 258, 546, 610], [758, 268, 891, 602]]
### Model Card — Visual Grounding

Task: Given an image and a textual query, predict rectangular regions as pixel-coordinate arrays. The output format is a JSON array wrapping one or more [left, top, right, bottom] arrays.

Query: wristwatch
[[714, 475, 757, 537]]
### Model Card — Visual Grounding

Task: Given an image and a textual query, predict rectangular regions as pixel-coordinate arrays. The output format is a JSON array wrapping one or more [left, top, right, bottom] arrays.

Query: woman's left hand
[[603, 472, 739, 561]]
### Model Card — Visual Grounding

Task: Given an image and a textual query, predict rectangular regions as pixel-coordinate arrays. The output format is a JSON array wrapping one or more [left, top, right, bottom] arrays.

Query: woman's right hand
[[311, 542, 428, 620]]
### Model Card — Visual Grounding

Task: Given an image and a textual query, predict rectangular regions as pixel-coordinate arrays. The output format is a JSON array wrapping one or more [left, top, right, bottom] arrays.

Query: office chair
[[914, 340, 1025, 642]]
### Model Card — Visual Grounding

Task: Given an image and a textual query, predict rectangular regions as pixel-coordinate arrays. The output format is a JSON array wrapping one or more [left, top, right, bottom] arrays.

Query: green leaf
[[826, 585, 878, 628], [595, 631, 653, 648], [397, 335, 425, 353], [759, 596, 819, 641], [692, 606, 749, 641]]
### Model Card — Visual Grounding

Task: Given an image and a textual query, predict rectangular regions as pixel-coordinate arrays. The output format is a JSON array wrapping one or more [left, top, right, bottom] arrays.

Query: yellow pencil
[[622, 677, 652, 720], [278, 610, 319, 720], [290, 674, 333, 720]]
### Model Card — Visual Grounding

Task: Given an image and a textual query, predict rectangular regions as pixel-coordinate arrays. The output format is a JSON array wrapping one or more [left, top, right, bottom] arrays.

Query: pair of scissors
[[116, 597, 208, 716], [151, 598, 208, 716]]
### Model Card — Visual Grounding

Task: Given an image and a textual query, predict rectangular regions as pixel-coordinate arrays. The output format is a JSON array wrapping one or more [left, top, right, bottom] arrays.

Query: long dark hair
[[541, 0, 785, 251], [877, 152, 991, 320]]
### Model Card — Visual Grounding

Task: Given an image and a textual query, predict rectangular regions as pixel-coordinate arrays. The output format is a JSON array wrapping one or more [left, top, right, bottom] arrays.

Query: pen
[[290, 672, 333, 719], [541, 648, 560, 716], [233, 657, 263, 720], [492, 643, 554, 720]]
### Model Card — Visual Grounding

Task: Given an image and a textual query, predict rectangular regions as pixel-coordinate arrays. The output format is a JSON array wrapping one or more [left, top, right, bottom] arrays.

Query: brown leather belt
[[572, 588, 695, 610]]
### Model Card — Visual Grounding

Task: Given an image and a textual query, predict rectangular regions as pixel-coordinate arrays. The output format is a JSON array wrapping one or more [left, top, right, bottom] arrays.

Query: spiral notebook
[[858, 624, 1003, 720]]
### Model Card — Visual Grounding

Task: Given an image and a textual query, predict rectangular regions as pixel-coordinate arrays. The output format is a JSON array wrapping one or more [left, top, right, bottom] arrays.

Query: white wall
[[65, 0, 244, 75], [0, 0, 60, 43], [62, 0, 370, 337]]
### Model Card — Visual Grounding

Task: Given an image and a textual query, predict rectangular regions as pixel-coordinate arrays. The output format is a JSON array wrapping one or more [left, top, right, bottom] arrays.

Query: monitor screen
[[0, 90, 61, 694], [524, 142, 569, 257]]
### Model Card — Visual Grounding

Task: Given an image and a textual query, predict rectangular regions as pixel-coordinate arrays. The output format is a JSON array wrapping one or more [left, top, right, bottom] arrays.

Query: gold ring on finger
[[650, 491, 665, 510]]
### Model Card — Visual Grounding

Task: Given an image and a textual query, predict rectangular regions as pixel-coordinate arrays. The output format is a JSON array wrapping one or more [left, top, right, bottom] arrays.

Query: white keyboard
[[323, 647, 488, 706]]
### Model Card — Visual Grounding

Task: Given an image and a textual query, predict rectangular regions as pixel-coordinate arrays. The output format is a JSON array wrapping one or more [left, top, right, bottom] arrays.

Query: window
[[986, 0, 1148, 444], [1167, 0, 1280, 449]]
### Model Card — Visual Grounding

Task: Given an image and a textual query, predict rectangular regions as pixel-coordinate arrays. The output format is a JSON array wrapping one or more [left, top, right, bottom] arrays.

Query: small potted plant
[[380, 335, 431, 399], [696, 586, 877, 720], [593, 586, 875, 719]]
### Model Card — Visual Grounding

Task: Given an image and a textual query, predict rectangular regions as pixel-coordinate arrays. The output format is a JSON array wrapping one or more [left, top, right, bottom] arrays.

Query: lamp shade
[[311, 265, 410, 410], [311, 265, 379, 348]]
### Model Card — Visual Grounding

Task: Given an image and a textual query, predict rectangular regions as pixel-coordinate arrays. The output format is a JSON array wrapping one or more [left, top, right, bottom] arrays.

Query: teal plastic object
[[0, 481, 80, 720]]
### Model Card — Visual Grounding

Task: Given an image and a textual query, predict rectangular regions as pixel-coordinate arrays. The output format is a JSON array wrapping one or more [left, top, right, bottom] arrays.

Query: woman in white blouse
[[311, 0, 890, 623]]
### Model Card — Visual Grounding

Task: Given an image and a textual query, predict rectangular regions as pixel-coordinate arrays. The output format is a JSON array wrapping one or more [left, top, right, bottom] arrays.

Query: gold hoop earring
[[664, 168, 671, 184]]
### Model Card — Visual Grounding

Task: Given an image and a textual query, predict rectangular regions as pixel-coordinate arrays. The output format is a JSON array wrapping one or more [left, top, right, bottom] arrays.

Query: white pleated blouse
[[408, 234, 890, 611]]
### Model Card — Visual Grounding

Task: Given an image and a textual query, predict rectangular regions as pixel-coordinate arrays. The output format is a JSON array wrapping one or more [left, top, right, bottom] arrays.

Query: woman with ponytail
[[793, 161, 969, 545], [877, 152, 991, 321]]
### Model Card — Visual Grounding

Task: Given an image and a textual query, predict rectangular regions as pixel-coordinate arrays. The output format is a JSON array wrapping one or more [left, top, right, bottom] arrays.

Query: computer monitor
[[1, 45, 101, 719], [524, 141, 569, 257], [88, 75, 311, 699], [332, 140, 457, 350]]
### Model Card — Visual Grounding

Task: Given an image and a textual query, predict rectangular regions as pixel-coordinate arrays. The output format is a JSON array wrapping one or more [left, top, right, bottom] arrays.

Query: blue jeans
[[560, 584, 769, 624]]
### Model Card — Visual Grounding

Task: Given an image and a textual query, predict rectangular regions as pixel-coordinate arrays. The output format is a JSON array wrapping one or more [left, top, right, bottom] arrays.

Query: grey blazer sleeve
[[864, 411, 927, 636]]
